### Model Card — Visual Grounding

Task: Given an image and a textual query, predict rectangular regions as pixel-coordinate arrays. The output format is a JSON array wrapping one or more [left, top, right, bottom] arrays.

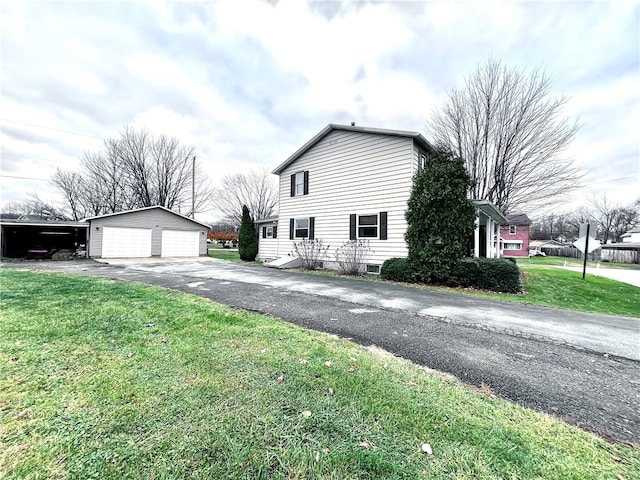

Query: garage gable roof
[[83, 206, 210, 229], [272, 123, 435, 175]]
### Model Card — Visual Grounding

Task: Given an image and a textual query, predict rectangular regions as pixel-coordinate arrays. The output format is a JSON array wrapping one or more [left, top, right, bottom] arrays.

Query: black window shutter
[[380, 211, 388, 240], [289, 218, 294, 240], [262, 227, 266, 239], [350, 214, 356, 240], [290, 174, 296, 197], [303, 170, 309, 195], [273, 226, 277, 239], [309, 217, 315, 240]]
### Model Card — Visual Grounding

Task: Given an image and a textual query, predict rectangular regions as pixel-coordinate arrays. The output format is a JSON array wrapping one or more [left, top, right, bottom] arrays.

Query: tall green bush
[[405, 148, 476, 283], [238, 205, 258, 261]]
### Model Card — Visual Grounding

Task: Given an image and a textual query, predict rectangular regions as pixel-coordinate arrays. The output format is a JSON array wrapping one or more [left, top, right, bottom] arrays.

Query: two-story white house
[[257, 123, 506, 272]]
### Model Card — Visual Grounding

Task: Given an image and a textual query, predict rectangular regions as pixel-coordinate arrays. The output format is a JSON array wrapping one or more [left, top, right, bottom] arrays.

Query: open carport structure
[[0, 218, 88, 258]]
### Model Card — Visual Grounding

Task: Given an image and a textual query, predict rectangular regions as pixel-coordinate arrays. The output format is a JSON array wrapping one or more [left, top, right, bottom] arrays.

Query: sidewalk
[[556, 265, 640, 288]]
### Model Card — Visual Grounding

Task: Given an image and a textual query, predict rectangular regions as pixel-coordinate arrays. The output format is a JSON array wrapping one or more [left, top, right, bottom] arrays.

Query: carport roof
[[0, 219, 89, 228], [83, 205, 210, 229]]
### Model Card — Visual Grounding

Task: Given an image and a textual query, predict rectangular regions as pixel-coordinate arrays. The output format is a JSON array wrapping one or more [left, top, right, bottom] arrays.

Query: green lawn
[[207, 248, 241, 261], [1, 269, 638, 479], [429, 265, 640, 317]]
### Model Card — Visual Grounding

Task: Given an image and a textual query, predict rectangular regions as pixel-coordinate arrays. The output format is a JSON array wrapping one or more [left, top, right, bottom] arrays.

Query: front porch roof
[[255, 217, 278, 225], [472, 200, 508, 224]]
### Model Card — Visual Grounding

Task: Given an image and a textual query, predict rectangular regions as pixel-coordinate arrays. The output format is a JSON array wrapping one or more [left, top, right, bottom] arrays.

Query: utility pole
[[191, 155, 195, 218]]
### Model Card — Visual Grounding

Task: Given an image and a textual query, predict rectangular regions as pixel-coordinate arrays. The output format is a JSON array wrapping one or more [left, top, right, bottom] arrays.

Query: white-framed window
[[509, 225, 517, 235], [291, 171, 309, 197], [420, 153, 427, 170], [295, 172, 305, 196], [358, 214, 378, 238], [503, 241, 523, 250], [295, 218, 309, 238], [261, 225, 277, 239]]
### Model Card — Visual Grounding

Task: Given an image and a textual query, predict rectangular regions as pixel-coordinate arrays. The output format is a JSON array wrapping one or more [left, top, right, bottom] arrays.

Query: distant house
[[257, 123, 507, 272], [499, 213, 531, 257], [620, 226, 640, 243]]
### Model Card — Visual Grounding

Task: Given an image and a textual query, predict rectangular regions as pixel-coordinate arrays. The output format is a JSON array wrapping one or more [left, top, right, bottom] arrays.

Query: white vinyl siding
[[258, 221, 279, 261], [102, 227, 152, 258], [161, 230, 200, 257], [265, 129, 415, 265]]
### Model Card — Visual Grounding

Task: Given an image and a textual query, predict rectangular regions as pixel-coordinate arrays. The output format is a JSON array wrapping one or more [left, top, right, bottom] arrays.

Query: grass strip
[[2, 269, 637, 479]]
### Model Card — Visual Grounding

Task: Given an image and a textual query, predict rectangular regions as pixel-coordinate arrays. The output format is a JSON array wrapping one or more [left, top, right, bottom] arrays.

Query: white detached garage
[[85, 206, 210, 258]]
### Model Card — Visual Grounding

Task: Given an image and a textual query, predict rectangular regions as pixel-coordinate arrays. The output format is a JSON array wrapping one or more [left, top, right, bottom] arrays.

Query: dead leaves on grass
[[359, 438, 375, 450]]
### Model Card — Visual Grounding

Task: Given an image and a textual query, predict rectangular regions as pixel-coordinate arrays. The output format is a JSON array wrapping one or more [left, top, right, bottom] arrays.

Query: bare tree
[[51, 169, 87, 220], [530, 212, 579, 241], [2, 193, 68, 220], [52, 126, 213, 217], [428, 59, 582, 214], [589, 195, 639, 243], [212, 168, 278, 229]]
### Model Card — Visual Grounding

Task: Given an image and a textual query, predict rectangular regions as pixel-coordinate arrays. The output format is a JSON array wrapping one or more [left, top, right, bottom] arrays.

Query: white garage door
[[102, 227, 152, 258], [161, 230, 200, 257]]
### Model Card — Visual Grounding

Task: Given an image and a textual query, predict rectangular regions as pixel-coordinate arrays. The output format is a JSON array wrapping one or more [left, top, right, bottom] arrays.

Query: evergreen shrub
[[448, 258, 521, 293], [238, 205, 258, 261], [380, 257, 415, 283]]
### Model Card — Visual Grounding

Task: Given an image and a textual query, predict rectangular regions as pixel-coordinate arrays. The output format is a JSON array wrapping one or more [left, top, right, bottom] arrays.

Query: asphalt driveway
[[3, 257, 639, 444]]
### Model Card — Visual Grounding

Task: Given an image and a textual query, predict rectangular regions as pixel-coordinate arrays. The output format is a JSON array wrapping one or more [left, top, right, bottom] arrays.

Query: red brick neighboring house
[[500, 213, 531, 257]]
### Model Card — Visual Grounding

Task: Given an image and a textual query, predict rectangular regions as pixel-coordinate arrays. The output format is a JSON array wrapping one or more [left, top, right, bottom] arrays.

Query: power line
[[582, 173, 639, 187], [0, 118, 104, 140], [1, 118, 264, 168], [0, 174, 50, 181]]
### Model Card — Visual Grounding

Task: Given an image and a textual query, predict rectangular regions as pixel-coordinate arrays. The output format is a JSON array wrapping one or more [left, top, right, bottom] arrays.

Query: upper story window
[[509, 225, 517, 235], [419, 153, 427, 170], [290, 171, 309, 197]]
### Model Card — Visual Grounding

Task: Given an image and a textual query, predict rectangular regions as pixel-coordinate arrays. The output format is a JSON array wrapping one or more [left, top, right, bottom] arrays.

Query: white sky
[[1, 0, 638, 222]]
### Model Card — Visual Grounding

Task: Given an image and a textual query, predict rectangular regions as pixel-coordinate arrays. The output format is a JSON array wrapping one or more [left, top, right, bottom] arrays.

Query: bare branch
[[211, 168, 278, 229], [428, 59, 583, 214]]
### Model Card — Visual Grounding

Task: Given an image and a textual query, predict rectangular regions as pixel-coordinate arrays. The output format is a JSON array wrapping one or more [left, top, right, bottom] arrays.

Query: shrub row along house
[[257, 123, 508, 272]]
